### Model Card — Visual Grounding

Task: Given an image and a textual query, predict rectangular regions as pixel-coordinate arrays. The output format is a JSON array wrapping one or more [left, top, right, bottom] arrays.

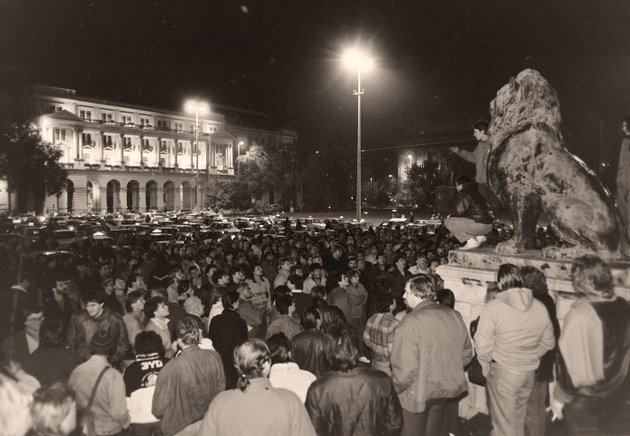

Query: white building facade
[[15, 85, 297, 214]]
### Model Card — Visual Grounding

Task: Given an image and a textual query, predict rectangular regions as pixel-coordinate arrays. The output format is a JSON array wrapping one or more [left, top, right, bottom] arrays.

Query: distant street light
[[342, 46, 374, 221], [184, 100, 210, 210]]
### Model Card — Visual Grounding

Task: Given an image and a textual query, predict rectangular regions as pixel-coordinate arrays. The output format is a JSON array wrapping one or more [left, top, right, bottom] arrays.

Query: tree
[[365, 178, 398, 208], [394, 161, 444, 210], [0, 123, 67, 213], [237, 143, 303, 210], [236, 144, 274, 200], [267, 146, 301, 210]]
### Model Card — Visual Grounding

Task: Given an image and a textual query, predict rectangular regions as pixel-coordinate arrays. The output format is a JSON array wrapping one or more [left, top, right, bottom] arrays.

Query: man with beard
[[43, 271, 80, 335]]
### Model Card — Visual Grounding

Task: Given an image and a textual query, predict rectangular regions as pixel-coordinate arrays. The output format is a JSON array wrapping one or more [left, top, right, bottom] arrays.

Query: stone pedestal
[[436, 247, 630, 419]]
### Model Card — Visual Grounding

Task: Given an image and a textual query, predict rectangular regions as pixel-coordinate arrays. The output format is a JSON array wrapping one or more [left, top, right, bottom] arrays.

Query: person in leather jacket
[[291, 307, 328, 377], [444, 175, 493, 250], [305, 324, 402, 436]]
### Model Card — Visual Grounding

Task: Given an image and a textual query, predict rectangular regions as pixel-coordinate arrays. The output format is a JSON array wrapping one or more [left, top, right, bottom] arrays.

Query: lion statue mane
[[487, 69, 627, 259]]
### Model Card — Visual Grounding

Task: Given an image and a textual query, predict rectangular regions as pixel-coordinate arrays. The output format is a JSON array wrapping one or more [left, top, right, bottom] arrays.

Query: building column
[[98, 186, 107, 212], [139, 135, 144, 168], [174, 184, 181, 210], [227, 143, 234, 168], [75, 128, 84, 169], [118, 186, 127, 212], [174, 140, 179, 168], [119, 133, 125, 169], [100, 132, 106, 169], [74, 186, 87, 215], [75, 128, 83, 159], [156, 137, 161, 168], [138, 186, 146, 212], [156, 186, 164, 210]]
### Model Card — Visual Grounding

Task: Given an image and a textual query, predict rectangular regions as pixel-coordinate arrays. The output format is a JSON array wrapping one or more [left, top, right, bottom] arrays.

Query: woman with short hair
[[199, 339, 316, 436], [305, 324, 402, 436]]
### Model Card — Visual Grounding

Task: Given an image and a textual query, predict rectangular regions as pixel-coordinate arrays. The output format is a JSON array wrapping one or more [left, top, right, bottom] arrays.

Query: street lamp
[[184, 100, 210, 210], [342, 47, 374, 221], [237, 141, 244, 175]]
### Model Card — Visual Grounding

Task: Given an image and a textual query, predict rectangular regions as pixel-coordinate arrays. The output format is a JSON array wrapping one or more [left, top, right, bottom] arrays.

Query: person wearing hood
[[474, 263, 555, 436]]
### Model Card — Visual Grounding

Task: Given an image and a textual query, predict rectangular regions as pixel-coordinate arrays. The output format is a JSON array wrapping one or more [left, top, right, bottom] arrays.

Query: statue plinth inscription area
[[437, 248, 630, 418]]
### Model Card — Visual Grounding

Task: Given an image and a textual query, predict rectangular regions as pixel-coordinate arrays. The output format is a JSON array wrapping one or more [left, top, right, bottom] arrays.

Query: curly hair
[[175, 317, 200, 346]]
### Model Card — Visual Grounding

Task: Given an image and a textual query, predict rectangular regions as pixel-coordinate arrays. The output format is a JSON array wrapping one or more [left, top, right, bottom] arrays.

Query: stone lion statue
[[487, 69, 627, 259]]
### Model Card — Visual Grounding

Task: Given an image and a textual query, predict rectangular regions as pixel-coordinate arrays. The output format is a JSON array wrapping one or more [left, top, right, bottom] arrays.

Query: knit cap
[[89, 329, 116, 355]]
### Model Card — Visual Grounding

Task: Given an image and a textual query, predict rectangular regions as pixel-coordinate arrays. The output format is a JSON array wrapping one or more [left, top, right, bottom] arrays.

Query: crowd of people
[[0, 211, 629, 436]]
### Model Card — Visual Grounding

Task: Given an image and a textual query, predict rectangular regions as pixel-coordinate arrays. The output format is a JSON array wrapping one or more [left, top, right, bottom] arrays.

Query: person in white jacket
[[474, 263, 555, 436]]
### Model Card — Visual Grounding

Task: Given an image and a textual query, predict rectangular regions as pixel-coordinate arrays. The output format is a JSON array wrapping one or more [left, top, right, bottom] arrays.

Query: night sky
[[1, 0, 630, 176]]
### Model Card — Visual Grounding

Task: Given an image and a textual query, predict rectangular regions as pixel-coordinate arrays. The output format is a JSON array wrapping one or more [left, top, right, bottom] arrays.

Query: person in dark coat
[[310, 286, 346, 331], [305, 324, 402, 436], [291, 307, 328, 377], [42, 273, 80, 336], [388, 254, 411, 306], [443, 175, 494, 250], [208, 291, 248, 389], [0, 275, 35, 342], [23, 315, 78, 387]]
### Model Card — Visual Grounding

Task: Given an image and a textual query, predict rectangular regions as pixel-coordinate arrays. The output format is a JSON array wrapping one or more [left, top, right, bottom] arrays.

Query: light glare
[[184, 100, 210, 115], [342, 48, 374, 71]]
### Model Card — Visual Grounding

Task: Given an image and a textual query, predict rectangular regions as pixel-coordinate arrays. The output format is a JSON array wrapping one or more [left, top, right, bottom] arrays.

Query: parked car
[[303, 217, 326, 230], [52, 229, 79, 247], [209, 221, 240, 237]]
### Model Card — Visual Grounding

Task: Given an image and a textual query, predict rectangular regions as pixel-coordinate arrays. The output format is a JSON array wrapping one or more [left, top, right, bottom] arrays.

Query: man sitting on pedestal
[[444, 175, 494, 250]]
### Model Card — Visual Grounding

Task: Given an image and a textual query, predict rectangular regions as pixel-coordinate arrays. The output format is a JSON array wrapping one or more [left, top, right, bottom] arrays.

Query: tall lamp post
[[343, 47, 374, 221], [184, 100, 210, 210]]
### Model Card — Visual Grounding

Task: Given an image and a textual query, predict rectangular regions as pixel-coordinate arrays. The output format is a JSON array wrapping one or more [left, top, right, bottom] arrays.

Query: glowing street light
[[342, 46, 374, 221], [184, 100, 210, 210]]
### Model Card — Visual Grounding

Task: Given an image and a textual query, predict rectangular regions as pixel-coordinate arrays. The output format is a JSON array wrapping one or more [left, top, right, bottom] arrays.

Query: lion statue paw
[[496, 239, 525, 255]]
